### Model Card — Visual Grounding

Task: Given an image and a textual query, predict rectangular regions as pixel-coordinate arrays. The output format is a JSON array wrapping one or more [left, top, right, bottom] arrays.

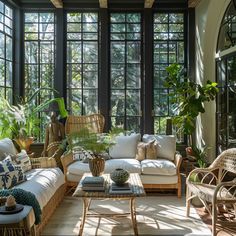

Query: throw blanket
[[0, 188, 42, 225]]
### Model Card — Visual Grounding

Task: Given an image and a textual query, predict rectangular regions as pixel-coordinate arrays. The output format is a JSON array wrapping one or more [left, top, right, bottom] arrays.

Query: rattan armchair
[[61, 114, 105, 187], [186, 148, 236, 236]]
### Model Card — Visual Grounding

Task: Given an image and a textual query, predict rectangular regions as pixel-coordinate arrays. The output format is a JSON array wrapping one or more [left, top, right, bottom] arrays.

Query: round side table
[[0, 205, 36, 236]]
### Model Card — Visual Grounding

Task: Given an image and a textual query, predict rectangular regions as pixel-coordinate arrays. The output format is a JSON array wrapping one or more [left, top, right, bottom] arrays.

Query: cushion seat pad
[[105, 159, 141, 174], [67, 158, 142, 177], [141, 159, 176, 176], [15, 168, 65, 209]]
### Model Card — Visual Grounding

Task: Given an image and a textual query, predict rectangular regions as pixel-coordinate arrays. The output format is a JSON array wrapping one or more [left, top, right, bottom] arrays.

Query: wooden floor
[[196, 207, 236, 236]]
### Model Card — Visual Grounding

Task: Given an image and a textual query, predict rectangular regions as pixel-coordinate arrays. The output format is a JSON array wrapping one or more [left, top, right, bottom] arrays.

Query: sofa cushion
[[0, 159, 26, 189], [136, 140, 158, 161], [10, 150, 32, 173], [140, 174, 178, 185], [109, 133, 141, 159], [141, 159, 176, 176], [143, 134, 176, 161], [0, 138, 17, 160], [68, 158, 142, 176], [16, 168, 65, 209], [105, 159, 142, 174], [68, 161, 90, 176]]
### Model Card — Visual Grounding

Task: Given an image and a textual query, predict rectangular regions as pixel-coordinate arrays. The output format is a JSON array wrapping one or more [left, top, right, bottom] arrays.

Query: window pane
[[67, 42, 81, 63], [111, 90, 125, 116], [67, 64, 82, 88], [0, 58, 4, 86], [6, 36, 12, 60]]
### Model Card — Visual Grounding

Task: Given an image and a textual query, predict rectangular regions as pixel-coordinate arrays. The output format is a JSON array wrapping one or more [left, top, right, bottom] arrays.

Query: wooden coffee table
[[73, 173, 146, 236]]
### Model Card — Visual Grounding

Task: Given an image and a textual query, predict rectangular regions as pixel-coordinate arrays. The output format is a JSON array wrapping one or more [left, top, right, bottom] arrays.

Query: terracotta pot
[[88, 157, 105, 177]]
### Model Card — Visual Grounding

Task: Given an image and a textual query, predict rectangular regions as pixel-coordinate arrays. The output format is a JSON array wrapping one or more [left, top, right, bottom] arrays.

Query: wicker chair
[[186, 148, 236, 236], [61, 114, 105, 188]]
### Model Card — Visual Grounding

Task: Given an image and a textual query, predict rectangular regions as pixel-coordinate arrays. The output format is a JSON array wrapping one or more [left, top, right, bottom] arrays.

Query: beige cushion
[[109, 133, 141, 159], [136, 142, 146, 161], [136, 141, 158, 161], [141, 159, 176, 176], [146, 140, 158, 159], [0, 138, 17, 160], [143, 134, 176, 161]]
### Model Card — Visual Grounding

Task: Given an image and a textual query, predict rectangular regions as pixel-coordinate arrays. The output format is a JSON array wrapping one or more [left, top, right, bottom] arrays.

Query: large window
[[0, 1, 13, 101], [153, 13, 185, 135], [216, 1, 236, 153], [24, 12, 55, 139], [110, 13, 142, 131], [66, 12, 99, 115]]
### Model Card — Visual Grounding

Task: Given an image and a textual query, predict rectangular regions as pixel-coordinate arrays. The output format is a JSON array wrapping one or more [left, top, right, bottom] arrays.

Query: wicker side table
[[0, 205, 36, 236]]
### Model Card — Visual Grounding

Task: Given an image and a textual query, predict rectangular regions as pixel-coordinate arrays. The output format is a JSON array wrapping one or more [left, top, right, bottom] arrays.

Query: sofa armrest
[[174, 152, 182, 173], [61, 151, 75, 175], [30, 157, 57, 169]]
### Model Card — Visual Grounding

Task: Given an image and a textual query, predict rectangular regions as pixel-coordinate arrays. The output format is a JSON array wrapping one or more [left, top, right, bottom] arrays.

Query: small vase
[[110, 168, 130, 185], [14, 137, 34, 153], [88, 157, 105, 177]]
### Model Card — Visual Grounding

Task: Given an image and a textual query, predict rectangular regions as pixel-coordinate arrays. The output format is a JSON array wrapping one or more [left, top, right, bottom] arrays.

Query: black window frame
[[152, 10, 188, 142], [108, 10, 144, 133], [0, 0, 14, 102], [66, 10, 100, 116]]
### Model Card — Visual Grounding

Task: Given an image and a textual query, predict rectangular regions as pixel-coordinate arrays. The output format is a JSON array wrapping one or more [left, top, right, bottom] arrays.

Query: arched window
[[216, 0, 236, 154]]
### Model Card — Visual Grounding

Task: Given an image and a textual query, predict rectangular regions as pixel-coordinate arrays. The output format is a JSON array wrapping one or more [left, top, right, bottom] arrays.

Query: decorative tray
[[0, 204, 24, 214]]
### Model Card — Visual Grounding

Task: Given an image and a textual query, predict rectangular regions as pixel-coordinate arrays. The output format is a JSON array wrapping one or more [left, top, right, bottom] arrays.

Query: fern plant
[[67, 127, 124, 158]]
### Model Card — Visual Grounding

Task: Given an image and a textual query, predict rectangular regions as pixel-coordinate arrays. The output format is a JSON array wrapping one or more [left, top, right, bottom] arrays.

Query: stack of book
[[109, 183, 133, 195], [82, 176, 105, 191]]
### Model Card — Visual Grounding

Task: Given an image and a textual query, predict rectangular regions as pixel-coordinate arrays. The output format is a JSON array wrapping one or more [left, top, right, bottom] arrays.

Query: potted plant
[[67, 127, 123, 176], [0, 88, 68, 151], [186, 146, 210, 168], [164, 63, 218, 147]]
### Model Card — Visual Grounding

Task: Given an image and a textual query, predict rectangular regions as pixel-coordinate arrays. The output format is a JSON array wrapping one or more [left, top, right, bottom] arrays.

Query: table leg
[[79, 198, 90, 236], [130, 197, 138, 236]]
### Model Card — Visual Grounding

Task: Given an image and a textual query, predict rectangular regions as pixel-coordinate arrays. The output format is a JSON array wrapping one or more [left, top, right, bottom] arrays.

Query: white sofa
[[61, 134, 182, 197], [0, 138, 66, 234]]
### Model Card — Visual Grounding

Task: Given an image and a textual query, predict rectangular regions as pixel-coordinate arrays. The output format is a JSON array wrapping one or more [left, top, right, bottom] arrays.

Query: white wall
[[195, 0, 230, 162]]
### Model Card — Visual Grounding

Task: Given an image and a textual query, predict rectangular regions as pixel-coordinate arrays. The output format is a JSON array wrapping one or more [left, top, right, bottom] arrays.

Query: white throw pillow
[[109, 133, 141, 159], [0, 138, 17, 160], [143, 134, 176, 161], [73, 147, 93, 162], [10, 150, 32, 173]]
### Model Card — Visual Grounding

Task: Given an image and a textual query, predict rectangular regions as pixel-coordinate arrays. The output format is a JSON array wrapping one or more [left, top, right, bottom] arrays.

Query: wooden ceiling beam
[[188, 0, 201, 8], [144, 0, 154, 8], [99, 0, 108, 8], [50, 0, 63, 8]]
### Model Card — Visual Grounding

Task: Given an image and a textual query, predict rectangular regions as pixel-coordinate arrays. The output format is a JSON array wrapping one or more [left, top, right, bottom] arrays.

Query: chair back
[[210, 148, 236, 181], [65, 114, 105, 135]]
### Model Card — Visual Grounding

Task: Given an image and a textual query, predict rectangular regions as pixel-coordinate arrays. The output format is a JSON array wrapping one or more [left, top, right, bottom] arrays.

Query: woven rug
[[42, 196, 211, 236]]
